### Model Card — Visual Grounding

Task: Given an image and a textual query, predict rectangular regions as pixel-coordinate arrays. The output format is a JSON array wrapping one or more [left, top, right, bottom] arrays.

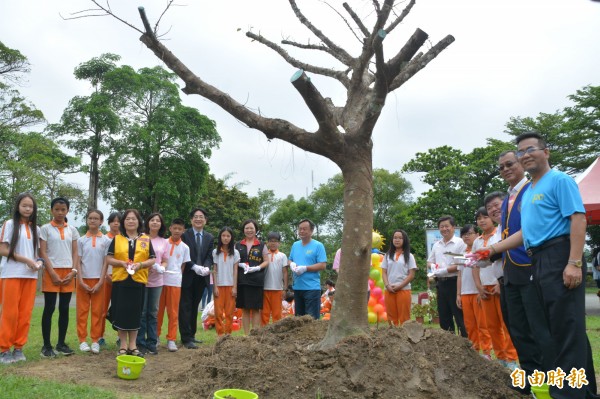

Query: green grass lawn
[[1, 300, 599, 398], [0, 302, 224, 398]]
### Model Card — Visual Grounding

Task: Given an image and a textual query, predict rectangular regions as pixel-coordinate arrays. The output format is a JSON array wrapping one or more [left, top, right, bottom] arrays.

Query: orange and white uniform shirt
[[0, 221, 40, 280], [78, 232, 110, 279], [40, 221, 79, 292], [163, 238, 190, 288], [0, 220, 40, 352]]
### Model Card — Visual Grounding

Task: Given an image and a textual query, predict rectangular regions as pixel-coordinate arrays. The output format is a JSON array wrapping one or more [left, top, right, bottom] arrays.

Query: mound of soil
[[13, 317, 522, 398]]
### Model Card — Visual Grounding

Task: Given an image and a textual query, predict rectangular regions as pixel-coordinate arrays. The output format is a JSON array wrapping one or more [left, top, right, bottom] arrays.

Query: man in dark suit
[[179, 207, 213, 349]]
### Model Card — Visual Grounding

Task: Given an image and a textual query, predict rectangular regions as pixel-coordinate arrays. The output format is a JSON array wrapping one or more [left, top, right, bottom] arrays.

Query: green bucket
[[213, 389, 258, 399], [531, 383, 551, 399], [116, 354, 146, 380]]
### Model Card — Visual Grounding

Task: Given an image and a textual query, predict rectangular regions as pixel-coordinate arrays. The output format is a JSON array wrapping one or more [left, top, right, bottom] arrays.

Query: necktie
[[196, 232, 203, 264]]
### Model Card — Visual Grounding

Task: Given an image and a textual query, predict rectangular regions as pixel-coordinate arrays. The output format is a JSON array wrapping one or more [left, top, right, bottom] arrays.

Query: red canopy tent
[[576, 157, 600, 225]]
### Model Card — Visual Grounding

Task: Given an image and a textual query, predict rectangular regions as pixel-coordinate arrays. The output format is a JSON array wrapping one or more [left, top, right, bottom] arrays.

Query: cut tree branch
[[137, 33, 334, 158], [290, 69, 338, 134], [389, 34, 455, 91], [247, 32, 351, 87], [289, 0, 355, 66], [386, 28, 428, 84]]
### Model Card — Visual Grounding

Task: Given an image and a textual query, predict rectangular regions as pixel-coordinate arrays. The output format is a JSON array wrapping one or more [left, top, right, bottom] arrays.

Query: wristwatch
[[567, 259, 583, 268]]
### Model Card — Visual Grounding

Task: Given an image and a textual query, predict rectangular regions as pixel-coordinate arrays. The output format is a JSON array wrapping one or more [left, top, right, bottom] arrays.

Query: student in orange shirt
[[39, 197, 80, 358], [262, 232, 288, 325], [157, 218, 191, 352], [0, 193, 42, 364], [382, 229, 417, 325], [213, 227, 240, 336], [75, 210, 110, 354]]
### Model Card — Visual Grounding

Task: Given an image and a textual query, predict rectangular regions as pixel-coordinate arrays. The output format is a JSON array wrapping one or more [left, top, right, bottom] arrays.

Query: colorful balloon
[[373, 303, 385, 315], [376, 279, 385, 289], [369, 268, 381, 281], [368, 311, 377, 323], [368, 296, 377, 308], [368, 279, 375, 290], [379, 312, 388, 321], [371, 286, 383, 299], [378, 296, 386, 306], [371, 253, 381, 267]]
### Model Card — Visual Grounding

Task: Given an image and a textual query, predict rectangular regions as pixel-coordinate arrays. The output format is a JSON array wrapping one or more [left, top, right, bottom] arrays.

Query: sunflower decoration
[[371, 230, 385, 252]]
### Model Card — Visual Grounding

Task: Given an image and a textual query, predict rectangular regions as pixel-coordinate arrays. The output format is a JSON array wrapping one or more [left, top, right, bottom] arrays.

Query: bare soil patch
[[12, 317, 522, 398]]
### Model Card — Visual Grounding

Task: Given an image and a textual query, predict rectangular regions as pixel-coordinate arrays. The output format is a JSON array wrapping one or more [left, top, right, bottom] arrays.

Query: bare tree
[[79, 0, 453, 348]]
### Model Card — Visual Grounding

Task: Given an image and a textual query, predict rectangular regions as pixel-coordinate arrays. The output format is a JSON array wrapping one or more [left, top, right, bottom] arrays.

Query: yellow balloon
[[371, 253, 381, 267], [368, 311, 378, 323]]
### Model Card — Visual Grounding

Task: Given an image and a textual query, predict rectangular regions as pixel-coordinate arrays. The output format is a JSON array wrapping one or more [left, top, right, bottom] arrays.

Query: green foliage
[[0, 131, 84, 221], [402, 139, 513, 228], [98, 65, 221, 221], [197, 174, 260, 239], [504, 85, 600, 175], [0, 41, 30, 83]]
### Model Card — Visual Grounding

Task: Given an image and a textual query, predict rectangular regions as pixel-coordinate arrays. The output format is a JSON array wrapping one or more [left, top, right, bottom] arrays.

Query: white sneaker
[[91, 342, 100, 354], [167, 340, 178, 352], [79, 342, 91, 352]]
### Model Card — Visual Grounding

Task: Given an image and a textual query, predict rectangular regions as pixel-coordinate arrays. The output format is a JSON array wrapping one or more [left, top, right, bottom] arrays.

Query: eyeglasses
[[516, 147, 545, 158], [498, 161, 517, 171]]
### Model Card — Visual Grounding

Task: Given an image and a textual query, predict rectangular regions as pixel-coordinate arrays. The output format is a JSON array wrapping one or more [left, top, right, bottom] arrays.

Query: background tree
[[48, 53, 121, 210], [99, 65, 220, 220], [197, 174, 260, 239], [402, 139, 514, 227], [0, 42, 47, 215], [504, 84, 600, 175], [1, 131, 84, 219], [84, 0, 454, 347]]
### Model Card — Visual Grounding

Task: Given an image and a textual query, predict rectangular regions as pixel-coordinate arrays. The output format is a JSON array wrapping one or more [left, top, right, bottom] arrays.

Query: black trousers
[[178, 275, 207, 343], [503, 281, 556, 389], [532, 240, 597, 399], [435, 277, 467, 337]]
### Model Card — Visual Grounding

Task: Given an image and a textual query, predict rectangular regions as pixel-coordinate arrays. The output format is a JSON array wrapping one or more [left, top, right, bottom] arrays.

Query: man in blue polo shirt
[[289, 219, 326, 319], [478, 132, 597, 399]]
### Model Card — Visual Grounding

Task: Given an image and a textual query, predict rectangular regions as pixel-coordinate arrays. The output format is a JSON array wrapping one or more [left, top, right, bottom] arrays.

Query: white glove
[[192, 264, 203, 275], [290, 262, 297, 273], [153, 264, 165, 274], [199, 266, 211, 276], [294, 265, 307, 276], [244, 266, 261, 274], [239, 262, 248, 269]]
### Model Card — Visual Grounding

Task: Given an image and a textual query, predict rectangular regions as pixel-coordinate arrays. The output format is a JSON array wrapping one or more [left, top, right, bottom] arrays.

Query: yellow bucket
[[531, 384, 551, 399], [116, 354, 146, 380], [213, 389, 258, 399]]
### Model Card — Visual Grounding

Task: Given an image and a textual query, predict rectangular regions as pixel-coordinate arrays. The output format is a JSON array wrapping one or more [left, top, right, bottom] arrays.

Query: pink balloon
[[371, 287, 383, 299], [378, 296, 386, 306], [368, 279, 375, 289]]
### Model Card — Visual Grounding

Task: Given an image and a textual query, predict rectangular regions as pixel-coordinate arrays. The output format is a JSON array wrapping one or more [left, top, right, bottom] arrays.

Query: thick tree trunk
[[318, 143, 373, 349]]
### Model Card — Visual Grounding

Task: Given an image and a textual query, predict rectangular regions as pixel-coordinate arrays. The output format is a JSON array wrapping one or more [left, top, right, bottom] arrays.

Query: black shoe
[[40, 345, 57, 358], [138, 346, 149, 355], [192, 338, 204, 344], [183, 341, 198, 349], [55, 343, 74, 356], [146, 346, 158, 355]]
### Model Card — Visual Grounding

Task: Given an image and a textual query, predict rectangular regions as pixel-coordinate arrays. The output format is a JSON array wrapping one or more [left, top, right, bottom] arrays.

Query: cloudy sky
[[2, 0, 599, 213]]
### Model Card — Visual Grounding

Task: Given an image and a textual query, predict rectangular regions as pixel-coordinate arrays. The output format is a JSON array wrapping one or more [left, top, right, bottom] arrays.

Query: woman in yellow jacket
[[106, 209, 155, 357]]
